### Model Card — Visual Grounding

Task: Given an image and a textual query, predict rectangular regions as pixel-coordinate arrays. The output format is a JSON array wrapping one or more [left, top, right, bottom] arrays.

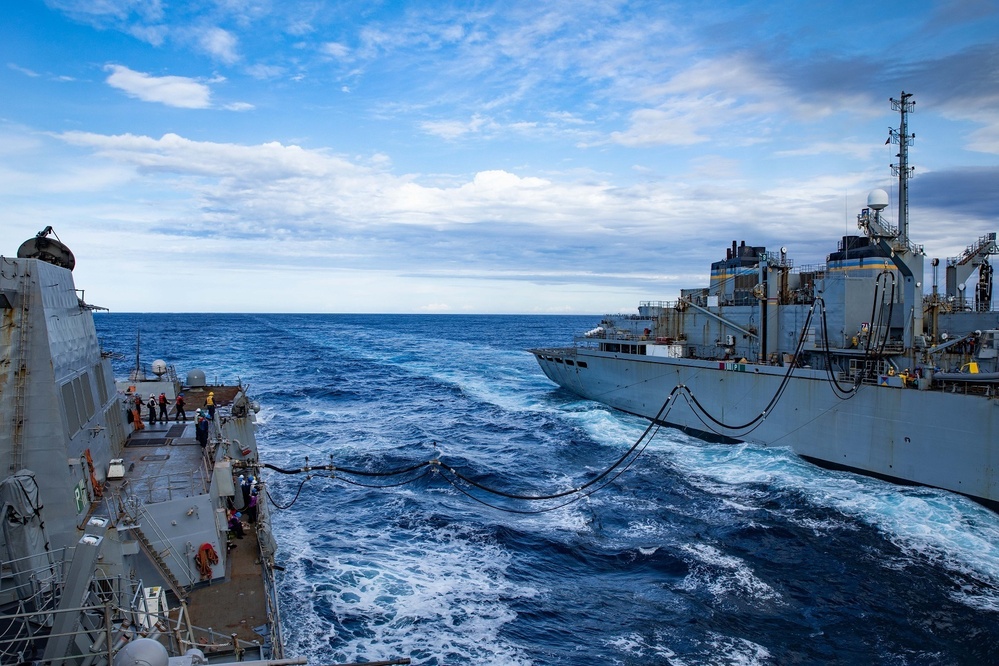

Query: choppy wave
[[97, 313, 999, 665]]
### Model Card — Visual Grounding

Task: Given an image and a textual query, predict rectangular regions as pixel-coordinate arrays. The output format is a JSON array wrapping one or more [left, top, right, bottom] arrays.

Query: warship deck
[[110, 416, 271, 652]]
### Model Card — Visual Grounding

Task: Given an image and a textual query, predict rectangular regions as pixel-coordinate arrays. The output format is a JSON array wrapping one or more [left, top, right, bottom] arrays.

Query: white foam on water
[[568, 402, 645, 434], [604, 632, 684, 664], [605, 628, 771, 666], [513, 494, 602, 535], [703, 632, 773, 666], [627, 423, 999, 612], [278, 510, 536, 665], [624, 519, 671, 542], [677, 542, 782, 605], [252, 403, 274, 425], [427, 350, 550, 410]]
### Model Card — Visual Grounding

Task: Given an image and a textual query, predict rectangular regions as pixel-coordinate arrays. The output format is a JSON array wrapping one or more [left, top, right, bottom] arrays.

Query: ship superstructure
[[532, 93, 999, 506]]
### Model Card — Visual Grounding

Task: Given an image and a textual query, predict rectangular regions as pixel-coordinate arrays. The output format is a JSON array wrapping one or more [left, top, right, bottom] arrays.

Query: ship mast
[[857, 92, 925, 354], [888, 92, 915, 246]]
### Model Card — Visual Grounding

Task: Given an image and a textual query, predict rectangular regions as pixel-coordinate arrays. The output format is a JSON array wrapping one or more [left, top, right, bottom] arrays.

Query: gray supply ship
[[532, 92, 999, 507], [0, 230, 299, 665]]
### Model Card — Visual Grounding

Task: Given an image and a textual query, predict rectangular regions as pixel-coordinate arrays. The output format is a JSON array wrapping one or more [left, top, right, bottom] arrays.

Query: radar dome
[[867, 189, 889, 211], [151, 359, 167, 376], [113, 638, 168, 666], [186, 369, 207, 387]]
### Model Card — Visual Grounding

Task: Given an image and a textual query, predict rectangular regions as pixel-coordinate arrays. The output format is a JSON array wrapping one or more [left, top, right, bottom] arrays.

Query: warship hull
[[0, 230, 297, 665]]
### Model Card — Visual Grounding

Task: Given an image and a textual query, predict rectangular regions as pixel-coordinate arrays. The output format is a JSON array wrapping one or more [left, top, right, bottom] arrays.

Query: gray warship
[[0, 230, 298, 665], [532, 92, 999, 507]]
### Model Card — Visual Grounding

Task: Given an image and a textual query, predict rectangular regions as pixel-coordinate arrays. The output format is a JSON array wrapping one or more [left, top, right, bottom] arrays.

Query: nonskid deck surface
[[185, 527, 270, 650], [117, 421, 206, 504], [111, 413, 270, 651]]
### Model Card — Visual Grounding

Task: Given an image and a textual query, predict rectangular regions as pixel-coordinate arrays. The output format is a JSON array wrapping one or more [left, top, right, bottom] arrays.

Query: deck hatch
[[127, 437, 170, 447]]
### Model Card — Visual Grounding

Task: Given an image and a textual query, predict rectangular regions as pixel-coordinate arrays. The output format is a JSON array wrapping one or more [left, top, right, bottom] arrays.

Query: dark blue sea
[[95, 313, 999, 665]]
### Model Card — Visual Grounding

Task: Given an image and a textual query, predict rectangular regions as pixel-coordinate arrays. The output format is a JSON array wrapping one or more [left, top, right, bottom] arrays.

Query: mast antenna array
[[888, 91, 915, 244]]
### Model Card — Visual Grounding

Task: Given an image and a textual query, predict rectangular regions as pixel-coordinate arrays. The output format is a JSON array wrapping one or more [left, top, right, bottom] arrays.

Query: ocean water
[[95, 313, 999, 665]]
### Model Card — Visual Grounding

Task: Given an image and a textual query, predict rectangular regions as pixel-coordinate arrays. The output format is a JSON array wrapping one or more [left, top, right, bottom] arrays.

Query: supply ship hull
[[532, 348, 998, 502], [532, 92, 999, 507]]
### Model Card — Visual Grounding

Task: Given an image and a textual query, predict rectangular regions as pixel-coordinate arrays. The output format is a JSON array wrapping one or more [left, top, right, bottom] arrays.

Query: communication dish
[[867, 189, 889, 211], [17, 228, 76, 271], [187, 369, 207, 388]]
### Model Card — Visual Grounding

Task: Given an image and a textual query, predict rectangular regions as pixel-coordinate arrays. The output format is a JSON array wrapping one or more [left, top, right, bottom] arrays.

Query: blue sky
[[2, 0, 998, 313]]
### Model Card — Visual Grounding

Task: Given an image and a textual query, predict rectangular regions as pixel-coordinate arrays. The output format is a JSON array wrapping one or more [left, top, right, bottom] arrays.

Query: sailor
[[128, 394, 144, 431], [157, 392, 169, 422], [133, 394, 144, 428], [240, 474, 251, 507], [228, 512, 245, 539], [247, 489, 258, 524], [206, 391, 216, 420], [195, 410, 209, 447], [147, 394, 157, 424], [174, 393, 187, 421]]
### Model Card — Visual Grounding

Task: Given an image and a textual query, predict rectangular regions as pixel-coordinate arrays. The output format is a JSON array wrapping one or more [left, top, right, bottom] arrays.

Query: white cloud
[[47, 0, 167, 44], [967, 124, 999, 154], [8, 63, 40, 77], [610, 107, 709, 147], [197, 27, 240, 64], [776, 141, 880, 160], [420, 115, 492, 139], [321, 42, 351, 59], [47, 0, 165, 23], [938, 103, 999, 155], [104, 64, 212, 108], [246, 63, 285, 79], [128, 23, 168, 46], [46, 129, 966, 251], [2, 115, 992, 315]]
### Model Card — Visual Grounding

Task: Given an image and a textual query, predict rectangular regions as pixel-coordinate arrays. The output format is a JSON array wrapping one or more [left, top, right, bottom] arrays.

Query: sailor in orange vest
[[157, 392, 169, 422], [132, 394, 144, 430]]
